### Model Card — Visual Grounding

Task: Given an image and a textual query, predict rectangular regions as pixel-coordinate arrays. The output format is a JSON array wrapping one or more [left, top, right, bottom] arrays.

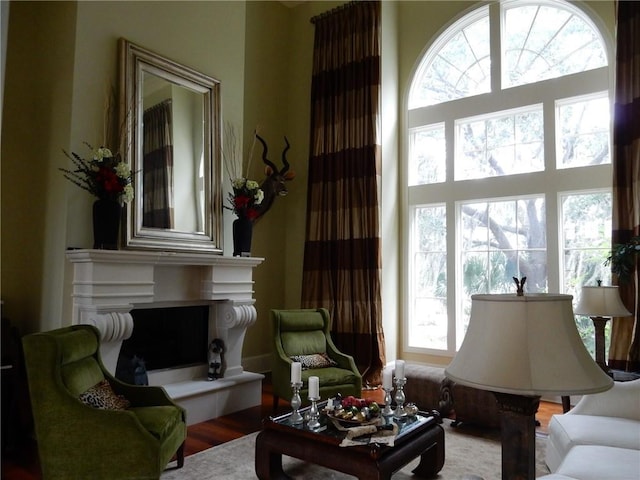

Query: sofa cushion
[[129, 405, 183, 440], [62, 356, 105, 396], [556, 445, 640, 480], [78, 379, 130, 410], [291, 353, 338, 370], [281, 330, 327, 356], [569, 379, 640, 421], [301, 367, 359, 386], [549, 414, 640, 454]]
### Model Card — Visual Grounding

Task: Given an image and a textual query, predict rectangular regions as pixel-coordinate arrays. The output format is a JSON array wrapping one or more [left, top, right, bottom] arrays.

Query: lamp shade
[[445, 294, 613, 397], [574, 286, 632, 317]]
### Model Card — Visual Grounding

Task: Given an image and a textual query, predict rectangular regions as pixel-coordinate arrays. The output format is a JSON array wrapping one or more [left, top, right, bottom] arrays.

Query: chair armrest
[[569, 379, 640, 420], [325, 341, 362, 385], [107, 373, 183, 412], [327, 348, 358, 371], [325, 337, 357, 369]]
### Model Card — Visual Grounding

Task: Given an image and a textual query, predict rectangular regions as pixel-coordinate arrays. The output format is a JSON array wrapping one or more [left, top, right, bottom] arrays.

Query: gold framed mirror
[[119, 39, 222, 253]]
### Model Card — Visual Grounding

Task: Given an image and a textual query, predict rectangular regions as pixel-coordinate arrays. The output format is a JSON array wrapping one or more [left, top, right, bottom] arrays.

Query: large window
[[406, 0, 613, 357]]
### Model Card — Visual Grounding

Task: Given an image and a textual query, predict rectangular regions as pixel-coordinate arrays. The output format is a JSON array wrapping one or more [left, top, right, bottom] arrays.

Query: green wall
[[1, 0, 616, 370]]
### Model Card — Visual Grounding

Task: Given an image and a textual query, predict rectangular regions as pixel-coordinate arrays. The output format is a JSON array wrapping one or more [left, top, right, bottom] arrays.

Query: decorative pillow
[[79, 379, 130, 410], [290, 353, 338, 370]]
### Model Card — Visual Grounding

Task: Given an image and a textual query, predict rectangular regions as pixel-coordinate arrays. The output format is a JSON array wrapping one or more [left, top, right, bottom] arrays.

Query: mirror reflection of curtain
[[195, 152, 205, 233], [143, 100, 174, 229]]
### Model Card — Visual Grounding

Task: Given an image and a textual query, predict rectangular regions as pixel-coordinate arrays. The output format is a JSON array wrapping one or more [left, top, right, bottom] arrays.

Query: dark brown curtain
[[609, 1, 640, 372], [302, 1, 385, 386], [143, 100, 174, 229]]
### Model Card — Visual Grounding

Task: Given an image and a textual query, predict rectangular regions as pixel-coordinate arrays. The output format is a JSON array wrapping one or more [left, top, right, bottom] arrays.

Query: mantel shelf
[[66, 248, 264, 268]]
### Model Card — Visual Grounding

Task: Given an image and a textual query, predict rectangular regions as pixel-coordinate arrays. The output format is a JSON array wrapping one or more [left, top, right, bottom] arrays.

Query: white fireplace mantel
[[65, 249, 265, 424], [66, 249, 264, 309]]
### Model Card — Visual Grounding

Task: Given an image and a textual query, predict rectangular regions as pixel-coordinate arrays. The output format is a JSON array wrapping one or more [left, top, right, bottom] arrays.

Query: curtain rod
[[310, 0, 358, 24]]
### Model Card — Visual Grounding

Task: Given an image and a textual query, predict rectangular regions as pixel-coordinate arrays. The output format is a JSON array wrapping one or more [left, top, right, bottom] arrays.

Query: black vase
[[93, 199, 121, 250], [232, 217, 253, 257]]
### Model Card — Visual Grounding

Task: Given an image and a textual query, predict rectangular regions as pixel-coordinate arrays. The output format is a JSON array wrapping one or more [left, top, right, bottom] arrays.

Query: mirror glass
[[120, 39, 222, 253]]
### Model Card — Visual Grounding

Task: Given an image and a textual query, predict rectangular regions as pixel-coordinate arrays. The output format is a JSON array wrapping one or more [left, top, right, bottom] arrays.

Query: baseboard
[[243, 353, 271, 374]]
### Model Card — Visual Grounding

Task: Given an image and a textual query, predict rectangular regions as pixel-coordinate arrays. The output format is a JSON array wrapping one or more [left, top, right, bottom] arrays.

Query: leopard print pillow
[[290, 353, 338, 370], [79, 379, 130, 410]]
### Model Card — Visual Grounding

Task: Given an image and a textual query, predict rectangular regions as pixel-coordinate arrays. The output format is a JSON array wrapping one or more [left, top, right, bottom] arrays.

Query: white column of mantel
[[200, 257, 263, 377], [212, 302, 258, 377], [66, 249, 264, 375]]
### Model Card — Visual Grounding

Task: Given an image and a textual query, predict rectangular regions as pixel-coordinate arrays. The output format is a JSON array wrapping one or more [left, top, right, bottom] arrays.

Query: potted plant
[[606, 236, 640, 282]]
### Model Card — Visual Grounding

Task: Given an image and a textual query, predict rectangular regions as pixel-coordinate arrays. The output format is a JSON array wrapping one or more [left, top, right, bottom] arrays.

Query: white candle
[[382, 368, 393, 389], [291, 362, 302, 384], [308, 376, 319, 398], [395, 359, 405, 380]]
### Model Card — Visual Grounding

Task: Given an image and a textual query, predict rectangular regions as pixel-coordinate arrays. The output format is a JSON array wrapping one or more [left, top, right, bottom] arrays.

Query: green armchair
[[22, 325, 186, 479], [271, 308, 362, 409]]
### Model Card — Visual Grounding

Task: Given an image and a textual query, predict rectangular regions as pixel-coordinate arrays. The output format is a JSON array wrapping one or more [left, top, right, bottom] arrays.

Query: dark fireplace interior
[[115, 305, 209, 383]]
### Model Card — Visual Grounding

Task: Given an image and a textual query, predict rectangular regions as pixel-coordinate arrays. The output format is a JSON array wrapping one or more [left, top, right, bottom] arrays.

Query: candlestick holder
[[393, 377, 407, 420], [290, 381, 304, 424], [382, 386, 394, 416], [307, 396, 321, 429]]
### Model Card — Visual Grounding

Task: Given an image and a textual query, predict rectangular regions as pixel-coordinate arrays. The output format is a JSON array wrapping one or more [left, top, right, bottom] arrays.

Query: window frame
[[402, 0, 615, 358]]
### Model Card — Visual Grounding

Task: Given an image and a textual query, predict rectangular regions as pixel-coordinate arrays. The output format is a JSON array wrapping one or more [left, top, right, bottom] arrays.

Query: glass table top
[[269, 401, 439, 442]]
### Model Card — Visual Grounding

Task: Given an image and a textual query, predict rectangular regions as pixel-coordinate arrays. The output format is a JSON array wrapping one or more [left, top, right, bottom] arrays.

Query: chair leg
[[273, 395, 279, 411], [177, 442, 185, 468]]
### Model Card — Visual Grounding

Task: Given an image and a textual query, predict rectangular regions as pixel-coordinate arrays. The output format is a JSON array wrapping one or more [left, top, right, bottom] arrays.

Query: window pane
[[561, 191, 612, 290], [458, 196, 547, 346], [409, 124, 446, 185], [409, 206, 447, 349], [560, 191, 612, 358], [504, 4, 607, 88], [456, 107, 544, 180], [409, 10, 490, 108], [557, 94, 610, 168]]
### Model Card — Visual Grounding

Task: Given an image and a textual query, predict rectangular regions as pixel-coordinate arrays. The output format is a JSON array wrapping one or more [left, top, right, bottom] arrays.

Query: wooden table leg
[[255, 431, 292, 480], [411, 426, 445, 478]]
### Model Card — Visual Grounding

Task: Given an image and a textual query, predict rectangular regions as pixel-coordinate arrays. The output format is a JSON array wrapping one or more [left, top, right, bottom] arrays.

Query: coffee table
[[255, 404, 444, 480]]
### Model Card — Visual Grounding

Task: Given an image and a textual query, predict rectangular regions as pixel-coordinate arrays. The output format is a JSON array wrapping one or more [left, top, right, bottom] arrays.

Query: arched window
[[405, 0, 612, 356]]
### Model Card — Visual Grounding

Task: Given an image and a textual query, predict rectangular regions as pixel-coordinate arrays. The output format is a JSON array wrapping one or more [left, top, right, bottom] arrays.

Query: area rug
[[162, 420, 550, 479]]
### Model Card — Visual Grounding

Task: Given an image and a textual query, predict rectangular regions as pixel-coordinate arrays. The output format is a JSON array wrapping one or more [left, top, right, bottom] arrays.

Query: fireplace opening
[[115, 305, 209, 384]]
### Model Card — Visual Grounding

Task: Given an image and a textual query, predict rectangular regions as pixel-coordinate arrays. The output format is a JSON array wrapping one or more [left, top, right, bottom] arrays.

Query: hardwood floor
[[1, 375, 562, 480]]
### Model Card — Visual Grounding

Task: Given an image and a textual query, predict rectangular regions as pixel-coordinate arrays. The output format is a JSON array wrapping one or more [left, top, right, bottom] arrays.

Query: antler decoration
[[513, 276, 527, 296], [253, 134, 295, 221]]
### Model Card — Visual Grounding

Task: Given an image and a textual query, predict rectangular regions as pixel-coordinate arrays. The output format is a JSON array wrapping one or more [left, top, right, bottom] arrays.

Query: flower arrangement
[[60, 142, 134, 203], [223, 124, 264, 221], [226, 177, 264, 220]]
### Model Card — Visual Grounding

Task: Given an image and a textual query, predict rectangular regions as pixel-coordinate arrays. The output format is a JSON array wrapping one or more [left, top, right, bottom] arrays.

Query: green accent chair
[[22, 325, 186, 479], [271, 308, 362, 409]]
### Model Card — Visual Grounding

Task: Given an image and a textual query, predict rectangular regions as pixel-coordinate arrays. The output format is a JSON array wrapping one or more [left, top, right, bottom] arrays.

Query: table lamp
[[574, 284, 632, 373], [445, 292, 613, 480]]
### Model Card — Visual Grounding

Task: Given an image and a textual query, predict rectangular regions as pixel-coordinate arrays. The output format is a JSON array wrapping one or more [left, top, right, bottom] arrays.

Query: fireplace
[[116, 305, 210, 384], [66, 249, 264, 425]]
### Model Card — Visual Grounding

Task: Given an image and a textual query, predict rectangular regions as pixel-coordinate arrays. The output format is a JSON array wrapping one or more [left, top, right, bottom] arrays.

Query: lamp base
[[591, 316, 613, 376], [493, 393, 540, 480]]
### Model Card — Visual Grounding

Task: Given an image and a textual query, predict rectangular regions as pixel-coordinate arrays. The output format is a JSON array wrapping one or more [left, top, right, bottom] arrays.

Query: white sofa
[[541, 379, 640, 480]]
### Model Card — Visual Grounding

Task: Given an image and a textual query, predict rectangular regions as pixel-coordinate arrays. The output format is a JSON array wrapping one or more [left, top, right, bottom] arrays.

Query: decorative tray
[[326, 411, 381, 427]]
